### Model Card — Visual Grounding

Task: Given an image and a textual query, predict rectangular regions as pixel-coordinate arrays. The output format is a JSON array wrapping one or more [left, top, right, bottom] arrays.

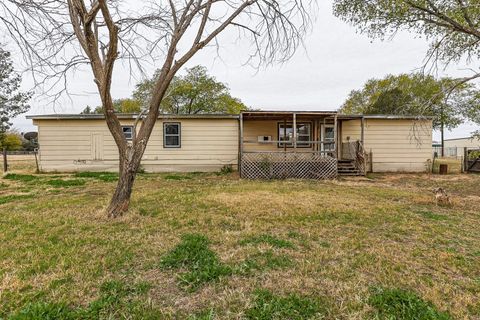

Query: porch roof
[[241, 110, 337, 120]]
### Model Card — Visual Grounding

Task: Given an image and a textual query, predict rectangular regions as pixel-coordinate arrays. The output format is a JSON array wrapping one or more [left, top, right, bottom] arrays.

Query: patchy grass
[[239, 234, 295, 249], [8, 280, 159, 319], [245, 289, 329, 320], [3, 173, 38, 182], [45, 179, 86, 188], [160, 234, 232, 291], [236, 250, 293, 275], [0, 159, 479, 319], [0, 194, 34, 205], [368, 287, 452, 320], [73, 172, 118, 182], [164, 174, 194, 180]]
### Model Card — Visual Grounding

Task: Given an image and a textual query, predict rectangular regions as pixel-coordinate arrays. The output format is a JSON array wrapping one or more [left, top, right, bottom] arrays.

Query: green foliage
[[8, 280, 158, 320], [0, 132, 23, 151], [188, 309, 216, 320], [3, 173, 38, 182], [46, 179, 86, 188], [332, 1, 480, 131], [339, 73, 477, 131], [81, 98, 143, 115], [0, 47, 31, 133], [8, 302, 75, 320], [0, 194, 34, 205], [133, 65, 248, 114], [219, 164, 234, 175], [368, 287, 452, 320], [74, 172, 118, 182], [164, 174, 193, 180], [245, 289, 328, 320], [160, 234, 232, 291], [239, 234, 295, 249]]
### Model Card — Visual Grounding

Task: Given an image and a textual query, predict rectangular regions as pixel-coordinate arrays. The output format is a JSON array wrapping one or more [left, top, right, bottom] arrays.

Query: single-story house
[[27, 111, 433, 178]]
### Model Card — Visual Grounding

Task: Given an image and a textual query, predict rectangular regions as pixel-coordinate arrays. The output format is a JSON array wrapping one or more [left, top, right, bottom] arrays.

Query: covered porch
[[238, 111, 367, 179], [238, 111, 358, 179]]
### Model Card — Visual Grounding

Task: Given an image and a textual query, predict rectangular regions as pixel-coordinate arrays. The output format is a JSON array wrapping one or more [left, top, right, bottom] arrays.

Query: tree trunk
[[106, 148, 142, 218]]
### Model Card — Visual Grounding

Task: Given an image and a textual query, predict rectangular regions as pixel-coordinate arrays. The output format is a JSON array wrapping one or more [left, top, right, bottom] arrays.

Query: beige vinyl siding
[[35, 119, 238, 172], [341, 119, 432, 172]]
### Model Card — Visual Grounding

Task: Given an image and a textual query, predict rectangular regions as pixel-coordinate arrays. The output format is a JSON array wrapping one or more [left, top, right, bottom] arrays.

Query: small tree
[[1, 0, 313, 217], [339, 73, 479, 154], [134, 65, 248, 114], [0, 47, 31, 148]]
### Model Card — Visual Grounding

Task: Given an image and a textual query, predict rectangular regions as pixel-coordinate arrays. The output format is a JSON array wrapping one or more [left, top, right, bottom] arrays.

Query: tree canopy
[[339, 73, 479, 131], [0, 47, 31, 134], [81, 66, 248, 115], [134, 66, 248, 114]]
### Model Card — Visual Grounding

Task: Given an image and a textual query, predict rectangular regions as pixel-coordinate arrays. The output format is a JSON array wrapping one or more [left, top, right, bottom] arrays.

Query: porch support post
[[361, 116, 365, 145], [333, 114, 338, 158], [239, 113, 244, 177], [293, 113, 297, 152], [283, 118, 287, 152]]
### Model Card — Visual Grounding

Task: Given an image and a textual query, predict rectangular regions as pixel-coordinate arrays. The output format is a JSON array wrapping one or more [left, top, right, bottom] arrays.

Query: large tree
[[333, 0, 480, 138], [0, 47, 31, 147], [1, 0, 312, 217], [134, 65, 248, 114], [340, 73, 479, 154]]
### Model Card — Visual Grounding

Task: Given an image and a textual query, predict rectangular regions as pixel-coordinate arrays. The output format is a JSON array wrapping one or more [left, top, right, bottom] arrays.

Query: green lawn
[[0, 158, 479, 319]]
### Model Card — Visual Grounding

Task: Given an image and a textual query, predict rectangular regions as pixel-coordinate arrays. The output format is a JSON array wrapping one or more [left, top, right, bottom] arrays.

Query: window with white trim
[[278, 122, 311, 148], [122, 126, 133, 140], [164, 122, 181, 148]]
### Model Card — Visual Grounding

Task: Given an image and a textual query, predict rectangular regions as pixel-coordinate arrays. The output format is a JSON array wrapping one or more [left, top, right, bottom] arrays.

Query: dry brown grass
[[0, 157, 479, 319]]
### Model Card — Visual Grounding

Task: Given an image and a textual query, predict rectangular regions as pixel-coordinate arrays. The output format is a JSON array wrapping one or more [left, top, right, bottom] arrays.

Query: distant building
[[443, 136, 480, 158]]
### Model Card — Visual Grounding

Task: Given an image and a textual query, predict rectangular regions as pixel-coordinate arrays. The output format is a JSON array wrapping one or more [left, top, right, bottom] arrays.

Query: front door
[[321, 125, 335, 154]]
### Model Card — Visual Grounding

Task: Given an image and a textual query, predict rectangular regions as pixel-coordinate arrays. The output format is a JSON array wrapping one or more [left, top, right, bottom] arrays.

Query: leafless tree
[[1, 0, 314, 217]]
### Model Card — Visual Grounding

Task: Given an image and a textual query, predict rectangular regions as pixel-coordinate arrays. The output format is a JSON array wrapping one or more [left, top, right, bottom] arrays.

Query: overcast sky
[[10, 0, 479, 140]]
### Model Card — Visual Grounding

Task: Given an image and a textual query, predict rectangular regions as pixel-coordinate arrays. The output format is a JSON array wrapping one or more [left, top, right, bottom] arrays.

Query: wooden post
[[464, 147, 468, 173], [293, 113, 297, 152], [239, 113, 244, 177], [34, 148, 40, 173], [333, 114, 338, 158], [2, 148, 7, 173], [360, 116, 365, 145], [283, 118, 287, 152], [369, 149, 373, 173]]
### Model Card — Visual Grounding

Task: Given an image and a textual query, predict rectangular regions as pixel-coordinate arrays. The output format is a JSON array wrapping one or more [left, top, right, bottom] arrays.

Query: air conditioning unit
[[258, 136, 272, 143]]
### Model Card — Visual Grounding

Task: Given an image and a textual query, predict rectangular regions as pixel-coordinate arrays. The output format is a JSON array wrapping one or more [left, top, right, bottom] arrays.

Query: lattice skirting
[[241, 153, 338, 180]]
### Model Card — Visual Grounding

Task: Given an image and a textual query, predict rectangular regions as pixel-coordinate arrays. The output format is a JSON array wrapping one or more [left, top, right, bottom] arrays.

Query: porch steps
[[337, 159, 361, 176]]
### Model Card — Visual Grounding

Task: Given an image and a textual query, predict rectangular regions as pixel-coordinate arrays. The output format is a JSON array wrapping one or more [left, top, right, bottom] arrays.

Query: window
[[122, 126, 133, 140], [164, 122, 181, 148], [278, 122, 311, 148]]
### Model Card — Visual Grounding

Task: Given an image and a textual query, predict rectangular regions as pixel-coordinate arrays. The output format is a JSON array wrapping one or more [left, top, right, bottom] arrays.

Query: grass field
[[0, 157, 479, 319]]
